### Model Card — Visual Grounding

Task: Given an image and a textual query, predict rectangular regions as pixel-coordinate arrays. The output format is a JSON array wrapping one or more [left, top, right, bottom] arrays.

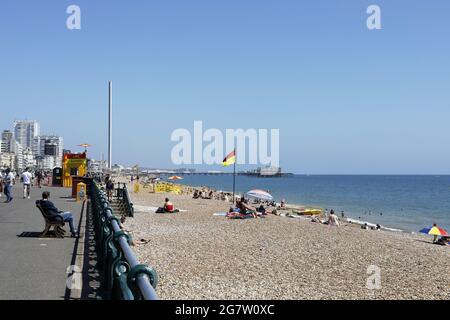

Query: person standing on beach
[[22, 168, 33, 199], [432, 223, 439, 243]]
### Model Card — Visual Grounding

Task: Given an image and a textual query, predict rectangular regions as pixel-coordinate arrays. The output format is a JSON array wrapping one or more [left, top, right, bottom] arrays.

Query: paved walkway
[[0, 184, 84, 300]]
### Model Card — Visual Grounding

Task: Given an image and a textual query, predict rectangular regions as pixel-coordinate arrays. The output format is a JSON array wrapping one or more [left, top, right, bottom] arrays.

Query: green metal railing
[[89, 181, 158, 300], [115, 183, 134, 218]]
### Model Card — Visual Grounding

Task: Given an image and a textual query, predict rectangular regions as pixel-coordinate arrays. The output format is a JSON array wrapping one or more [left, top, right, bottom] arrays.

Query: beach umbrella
[[245, 189, 273, 201], [419, 226, 449, 237], [168, 175, 183, 181]]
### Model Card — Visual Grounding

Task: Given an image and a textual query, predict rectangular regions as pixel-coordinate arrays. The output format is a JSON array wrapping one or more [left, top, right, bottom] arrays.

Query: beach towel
[[134, 205, 187, 213], [133, 205, 159, 213], [227, 213, 255, 219], [226, 212, 264, 219], [213, 212, 228, 216], [155, 207, 181, 214]]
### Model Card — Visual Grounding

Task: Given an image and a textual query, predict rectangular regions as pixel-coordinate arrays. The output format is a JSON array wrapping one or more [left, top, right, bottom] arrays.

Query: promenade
[[0, 184, 85, 300]]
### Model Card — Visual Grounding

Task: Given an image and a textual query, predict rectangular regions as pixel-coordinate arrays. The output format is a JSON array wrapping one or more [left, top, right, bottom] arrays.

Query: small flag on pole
[[222, 150, 236, 167]]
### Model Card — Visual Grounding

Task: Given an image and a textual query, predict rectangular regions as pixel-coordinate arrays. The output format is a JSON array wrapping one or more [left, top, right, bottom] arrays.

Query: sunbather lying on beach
[[311, 216, 325, 224], [436, 236, 450, 246], [257, 205, 266, 215], [227, 198, 258, 217], [239, 197, 259, 217]]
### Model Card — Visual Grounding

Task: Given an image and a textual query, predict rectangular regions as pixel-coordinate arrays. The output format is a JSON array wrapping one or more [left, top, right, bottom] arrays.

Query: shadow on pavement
[[17, 231, 65, 238]]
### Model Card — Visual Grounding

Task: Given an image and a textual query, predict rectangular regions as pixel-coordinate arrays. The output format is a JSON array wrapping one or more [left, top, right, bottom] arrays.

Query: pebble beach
[[123, 183, 450, 300]]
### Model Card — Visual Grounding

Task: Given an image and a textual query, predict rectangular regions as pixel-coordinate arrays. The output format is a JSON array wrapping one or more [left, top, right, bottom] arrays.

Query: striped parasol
[[168, 175, 183, 181], [245, 189, 273, 201], [419, 225, 449, 236]]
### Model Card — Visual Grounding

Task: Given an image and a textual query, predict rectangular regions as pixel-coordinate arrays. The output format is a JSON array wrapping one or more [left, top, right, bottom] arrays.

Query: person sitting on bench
[[39, 191, 78, 237]]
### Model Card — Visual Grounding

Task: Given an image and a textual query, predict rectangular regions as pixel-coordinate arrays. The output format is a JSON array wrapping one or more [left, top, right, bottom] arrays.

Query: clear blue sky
[[1, 0, 449, 174]]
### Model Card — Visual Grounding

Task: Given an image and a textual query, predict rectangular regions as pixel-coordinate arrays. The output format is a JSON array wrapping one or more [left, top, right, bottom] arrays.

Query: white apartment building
[[11, 140, 23, 170], [0, 153, 15, 170], [22, 148, 35, 169]]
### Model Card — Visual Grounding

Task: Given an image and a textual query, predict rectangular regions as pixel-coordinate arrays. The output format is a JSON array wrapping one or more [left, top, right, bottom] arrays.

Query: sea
[[176, 175, 450, 233]]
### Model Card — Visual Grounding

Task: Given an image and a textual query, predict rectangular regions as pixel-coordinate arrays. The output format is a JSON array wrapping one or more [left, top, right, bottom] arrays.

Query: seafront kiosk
[[62, 152, 87, 188], [52, 167, 63, 187]]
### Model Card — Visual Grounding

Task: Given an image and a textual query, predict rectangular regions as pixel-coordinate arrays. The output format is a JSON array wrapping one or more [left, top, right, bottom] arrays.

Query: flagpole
[[232, 159, 236, 205]]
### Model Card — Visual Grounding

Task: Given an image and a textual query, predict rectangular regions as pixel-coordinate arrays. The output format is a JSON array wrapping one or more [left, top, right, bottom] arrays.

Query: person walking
[[22, 168, 33, 199], [0, 171, 4, 199], [36, 170, 43, 188], [3, 168, 15, 203]]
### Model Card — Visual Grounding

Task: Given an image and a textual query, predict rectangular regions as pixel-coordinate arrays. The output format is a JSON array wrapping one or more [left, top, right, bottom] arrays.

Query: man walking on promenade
[[22, 168, 33, 199], [3, 168, 15, 203], [36, 170, 43, 188]]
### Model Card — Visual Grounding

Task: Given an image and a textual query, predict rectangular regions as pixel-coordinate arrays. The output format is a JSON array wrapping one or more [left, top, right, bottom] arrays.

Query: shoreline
[[174, 181, 407, 234]]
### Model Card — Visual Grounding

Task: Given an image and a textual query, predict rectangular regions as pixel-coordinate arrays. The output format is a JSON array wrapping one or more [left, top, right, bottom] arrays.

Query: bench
[[35, 200, 66, 238]]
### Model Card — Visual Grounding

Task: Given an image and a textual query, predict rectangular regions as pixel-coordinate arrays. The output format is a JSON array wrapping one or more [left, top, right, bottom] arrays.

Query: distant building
[[111, 164, 125, 172], [14, 120, 40, 149], [88, 159, 107, 173], [245, 166, 282, 177], [0, 153, 15, 170], [11, 140, 23, 170], [259, 166, 282, 177], [1, 130, 13, 153], [33, 135, 64, 169], [22, 148, 35, 169]]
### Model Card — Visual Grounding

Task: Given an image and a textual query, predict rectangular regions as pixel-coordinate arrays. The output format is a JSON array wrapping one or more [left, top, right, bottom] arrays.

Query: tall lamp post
[[108, 81, 112, 170]]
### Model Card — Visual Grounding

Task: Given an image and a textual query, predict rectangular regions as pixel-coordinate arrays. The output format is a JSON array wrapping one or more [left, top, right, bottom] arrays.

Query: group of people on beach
[[225, 196, 278, 219], [191, 188, 235, 202], [192, 189, 215, 200], [109, 174, 450, 246]]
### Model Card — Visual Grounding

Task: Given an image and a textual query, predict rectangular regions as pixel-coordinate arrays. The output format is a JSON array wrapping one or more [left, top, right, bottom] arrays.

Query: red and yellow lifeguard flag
[[222, 150, 236, 167]]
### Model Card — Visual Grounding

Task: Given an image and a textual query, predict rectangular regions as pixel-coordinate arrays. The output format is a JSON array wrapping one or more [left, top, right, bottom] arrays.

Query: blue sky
[[1, 1, 449, 174]]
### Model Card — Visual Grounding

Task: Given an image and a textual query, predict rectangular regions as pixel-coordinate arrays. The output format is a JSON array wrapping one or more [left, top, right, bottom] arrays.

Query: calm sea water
[[176, 175, 450, 232]]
